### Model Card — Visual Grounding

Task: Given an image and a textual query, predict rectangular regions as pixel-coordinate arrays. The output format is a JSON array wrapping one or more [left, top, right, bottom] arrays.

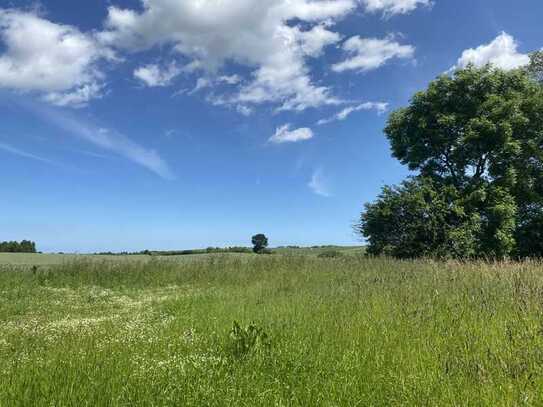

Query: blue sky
[[0, 0, 541, 252]]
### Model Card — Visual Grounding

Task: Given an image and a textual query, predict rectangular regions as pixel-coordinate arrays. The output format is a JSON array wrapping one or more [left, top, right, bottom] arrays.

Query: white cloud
[[0, 10, 113, 107], [219, 75, 242, 85], [26, 102, 174, 179], [269, 124, 314, 144], [453, 32, 530, 71], [236, 105, 253, 116], [191, 78, 212, 94], [308, 169, 331, 197], [43, 83, 105, 108], [299, 24, 342, 57], [332, 35, 414, 73], [0, 142, 58, 166], [134, 63, 181, 87], [99, 0, 356, 111], [317, 101, 388, 125], [362, 0, 431, 16], [190, 74, 242, 94]]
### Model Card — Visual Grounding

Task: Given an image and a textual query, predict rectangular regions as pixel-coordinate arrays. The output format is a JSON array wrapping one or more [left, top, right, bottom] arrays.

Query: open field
[[273, 246, 365, 256], [2, 255, 543, 405], [0, 253, 153, 266], [0, 252, 248, 266], [0, 246, 364, 266]]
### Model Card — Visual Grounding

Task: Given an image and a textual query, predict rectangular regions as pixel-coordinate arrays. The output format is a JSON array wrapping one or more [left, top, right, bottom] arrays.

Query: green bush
[[318, 249, 344, 259], [360, 63, 543, 259]]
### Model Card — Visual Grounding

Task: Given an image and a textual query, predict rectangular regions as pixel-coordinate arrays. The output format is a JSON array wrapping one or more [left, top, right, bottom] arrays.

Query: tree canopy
[[359, 60, 543, 259], [251, 234, 269, 254], [0, 240, 37, 253], [527, 50, 543, 83]]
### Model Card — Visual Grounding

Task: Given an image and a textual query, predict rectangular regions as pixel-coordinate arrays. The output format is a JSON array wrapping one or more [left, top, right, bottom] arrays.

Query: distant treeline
[[95, 247, 253, 256], [276, 245, 352, 250], [0, 240, 37, 253], [94, 245, 358, 256]]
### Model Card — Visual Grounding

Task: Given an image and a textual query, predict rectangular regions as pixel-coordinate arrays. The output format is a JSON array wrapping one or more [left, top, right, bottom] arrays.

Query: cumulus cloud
[[299, 24, 342, 57], [362, 0, 431, 16], [308, 169, 331, 197], [452, 32, 530, 71], [0, 3, 427, 111], [0, 9, 113, 107], [332, 35, 415, 73], [317, 102, 389, 125], [134, 64, 181, 87], [99, 0, 356, 111], [269, 124, 314, 144]]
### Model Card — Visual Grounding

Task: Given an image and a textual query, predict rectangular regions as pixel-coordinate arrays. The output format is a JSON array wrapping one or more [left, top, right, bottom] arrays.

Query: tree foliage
[[527, 50, 543, 83], [362, 178, 482, 259], [251, 234, 269, 254], [0, 240, 37, 253], [359, 60, 543, 259]]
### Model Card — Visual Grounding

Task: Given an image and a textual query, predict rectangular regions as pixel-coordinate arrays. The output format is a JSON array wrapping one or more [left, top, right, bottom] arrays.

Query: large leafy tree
[[360, 60, 543, 258], [385, 65, 543, 193], [361, 178, 481, 259]]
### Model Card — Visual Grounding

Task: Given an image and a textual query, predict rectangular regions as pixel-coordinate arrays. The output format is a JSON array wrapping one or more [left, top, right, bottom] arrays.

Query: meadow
[[0, 252, 221, 266], [0, 245, 362, 265], [2, 254, 543, 405]]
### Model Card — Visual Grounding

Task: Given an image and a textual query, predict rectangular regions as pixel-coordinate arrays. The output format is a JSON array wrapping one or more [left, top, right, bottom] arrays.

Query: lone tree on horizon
[[251, 234, 269, 254]]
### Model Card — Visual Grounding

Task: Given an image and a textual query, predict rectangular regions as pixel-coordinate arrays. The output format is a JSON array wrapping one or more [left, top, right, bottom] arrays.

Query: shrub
[[318, 249, 344, 259]]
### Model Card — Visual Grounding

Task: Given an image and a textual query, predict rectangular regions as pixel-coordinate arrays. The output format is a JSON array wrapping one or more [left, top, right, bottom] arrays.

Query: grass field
[[0, 246, 364, 266], [0, 252, 247, 265], [2, 255, 543, 405]]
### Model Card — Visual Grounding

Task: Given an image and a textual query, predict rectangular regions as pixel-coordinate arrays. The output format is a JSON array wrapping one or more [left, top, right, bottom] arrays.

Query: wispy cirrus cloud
[[189, 75, 242, 95], [21, 101, 175, 180], [308, 168, 331, 197], [317, 102, 388, 125], [0, 141, 58, 166]]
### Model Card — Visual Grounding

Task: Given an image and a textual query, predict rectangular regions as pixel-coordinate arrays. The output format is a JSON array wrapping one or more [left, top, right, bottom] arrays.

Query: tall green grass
[[1, 255, 543, 405]]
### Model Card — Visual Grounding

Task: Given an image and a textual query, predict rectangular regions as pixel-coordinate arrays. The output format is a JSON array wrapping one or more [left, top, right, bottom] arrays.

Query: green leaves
[[387, 66, 542, 190], [226, 321, 271, 360], [527, 51, 543, 83], [251, 234, 269, 254], [0, 240, 37, 253], [363, 64, 543, 258], [359, 178, 481, 259]]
